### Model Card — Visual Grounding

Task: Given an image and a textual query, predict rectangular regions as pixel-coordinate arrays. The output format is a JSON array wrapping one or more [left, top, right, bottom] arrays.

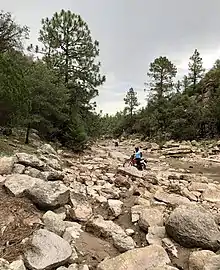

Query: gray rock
[[0, 156, 15, 175], [24, 229, 72, 270], [97, 245, 170, 270], [189, 250, 215, 270], [70, 192, 93, 222], [42, 211, 66, 236], [89, 215, 135, 251], [204, 254, 220, 270], [189, 182, 208, 192], [108, 199, 123, 217], [166, 204, 220, 250], [40, 144, 57, 155], [182, 188, 198, 201], [63, 223, 83, 244], [146, 226, 166, 245], [16, 153, 45, 170], [154, 190, 191, 206], [26, 180, 70, 209], [4, 174, 37, 196], [13, 164, 25, 174], [24, 167, 41, 178], [42, 170, 64, 181], [139, 208, 164, 231], [202, 187, 220, 203]]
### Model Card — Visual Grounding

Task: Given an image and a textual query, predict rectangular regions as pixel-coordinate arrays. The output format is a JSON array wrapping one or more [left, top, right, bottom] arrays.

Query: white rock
[[90, 215, 135, 251], [108, 199, 123, 217], [24, 229, 72, 270], [10, 260, 26, 270], [97, 245, 170, 270]]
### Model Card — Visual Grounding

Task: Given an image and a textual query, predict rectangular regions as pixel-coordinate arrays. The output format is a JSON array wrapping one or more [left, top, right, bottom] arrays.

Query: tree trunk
[[25, 123, 31, 144]]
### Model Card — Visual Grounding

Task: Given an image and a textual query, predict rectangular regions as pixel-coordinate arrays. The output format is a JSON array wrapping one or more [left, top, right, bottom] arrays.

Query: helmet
[[135, 147, 139, 152]]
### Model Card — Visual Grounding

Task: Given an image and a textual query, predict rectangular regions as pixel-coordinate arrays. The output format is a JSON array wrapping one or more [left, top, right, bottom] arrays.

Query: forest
[[1, 9, 220, 150]]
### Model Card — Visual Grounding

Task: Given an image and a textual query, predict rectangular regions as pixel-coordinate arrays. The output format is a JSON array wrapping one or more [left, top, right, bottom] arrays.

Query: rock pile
[[1, 140, 220, 269]]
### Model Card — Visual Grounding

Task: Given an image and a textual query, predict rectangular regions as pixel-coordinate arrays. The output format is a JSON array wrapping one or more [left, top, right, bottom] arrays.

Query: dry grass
[[0, 186, 42, 262]]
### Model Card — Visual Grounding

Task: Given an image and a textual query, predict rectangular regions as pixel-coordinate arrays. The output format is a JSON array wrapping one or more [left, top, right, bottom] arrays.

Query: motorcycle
[[123, 155, 147, 170]]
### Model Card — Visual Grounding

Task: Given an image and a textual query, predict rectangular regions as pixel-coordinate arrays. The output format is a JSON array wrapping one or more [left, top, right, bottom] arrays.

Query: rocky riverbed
[[1, 139, 220, 269]]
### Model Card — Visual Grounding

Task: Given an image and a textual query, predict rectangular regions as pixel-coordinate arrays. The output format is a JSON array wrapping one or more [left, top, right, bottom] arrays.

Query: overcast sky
[[1, 0, 220, 114]]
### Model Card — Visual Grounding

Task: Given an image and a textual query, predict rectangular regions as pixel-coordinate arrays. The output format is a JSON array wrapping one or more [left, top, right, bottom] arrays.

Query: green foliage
[[188, 49, 205, 91], [147, 56, 177, 100], [0, 9, 106, 150], [124, 87, 139, 117], [102, 52, 220, 142], [0, 11, 29, 52]]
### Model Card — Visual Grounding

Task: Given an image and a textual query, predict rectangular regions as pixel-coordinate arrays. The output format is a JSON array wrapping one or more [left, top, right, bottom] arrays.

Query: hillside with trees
[[0, 9, 105, 150], [2, 9, 220, 150], [102, 49, 220, 142]]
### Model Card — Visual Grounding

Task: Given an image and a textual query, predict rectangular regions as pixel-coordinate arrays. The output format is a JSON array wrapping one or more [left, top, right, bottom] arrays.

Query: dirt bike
[[123, 155, 147, 170]]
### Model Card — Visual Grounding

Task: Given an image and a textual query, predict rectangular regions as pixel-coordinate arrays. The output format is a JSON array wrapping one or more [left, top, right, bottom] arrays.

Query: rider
[[134, 147, 142, 170]]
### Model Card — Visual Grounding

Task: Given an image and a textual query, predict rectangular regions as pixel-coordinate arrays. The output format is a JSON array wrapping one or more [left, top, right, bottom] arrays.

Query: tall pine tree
[[188, 49, 205, 91], [147, 56, 177, 100], [124, 87, 139, 117]]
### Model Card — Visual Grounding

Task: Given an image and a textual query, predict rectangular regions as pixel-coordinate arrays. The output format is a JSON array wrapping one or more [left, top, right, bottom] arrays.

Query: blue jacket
[[135, 151, 141, 159]]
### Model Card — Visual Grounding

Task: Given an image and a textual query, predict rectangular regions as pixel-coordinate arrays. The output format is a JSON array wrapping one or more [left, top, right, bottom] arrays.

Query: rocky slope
[[1, 139, 220, 269]]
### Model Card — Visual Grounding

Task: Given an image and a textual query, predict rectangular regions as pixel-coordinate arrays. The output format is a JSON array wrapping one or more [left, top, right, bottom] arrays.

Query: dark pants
[[135, 158, 142, 170]]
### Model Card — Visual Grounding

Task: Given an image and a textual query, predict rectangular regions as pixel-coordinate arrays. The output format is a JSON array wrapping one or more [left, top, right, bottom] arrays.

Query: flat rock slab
[[24, 229, 72, 270], [202, 187, 220, 203], [97, 245, 170, 270], [154, 191, 191, 206], [118, 167, 143, 179], [166, 204, 220, 251], [4, 174, 37, 196]]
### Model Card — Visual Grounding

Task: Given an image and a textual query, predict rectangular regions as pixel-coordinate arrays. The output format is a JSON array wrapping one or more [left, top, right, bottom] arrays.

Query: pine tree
[[175, 80, 182, 93], [0, 11, 29, 52], [38, 9, 105, 112], [188, 49, 205, 91], [147, 56, 177, 100], [124, 87, 139, 117], [182, 75, 190, 92]]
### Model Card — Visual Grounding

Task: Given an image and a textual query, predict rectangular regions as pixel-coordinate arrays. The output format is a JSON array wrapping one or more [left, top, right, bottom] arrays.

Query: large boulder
[[189, 250, 215, 270], [16, 153, 45, 170], [97, 245, 170, 270], [204, 254, 220, 270], [24, 229, 72, 270], [0, 156, 15, 175], [165, 204, 220, 250], [88, 215, 135, 252], [26, 180, 70, 209], [4, 174, 37, 196]]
